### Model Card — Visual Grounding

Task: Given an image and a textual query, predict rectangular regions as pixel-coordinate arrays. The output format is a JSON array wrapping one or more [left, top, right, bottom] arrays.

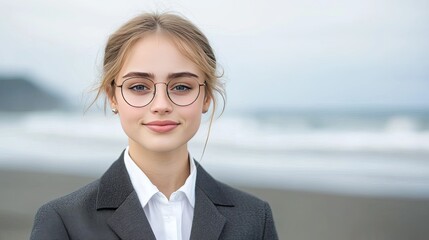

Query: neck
[[128, 141, 190, 199]]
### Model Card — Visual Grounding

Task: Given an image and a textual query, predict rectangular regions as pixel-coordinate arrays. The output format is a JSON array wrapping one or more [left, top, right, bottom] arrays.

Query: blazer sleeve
[[30, 203, 70, 240], [263, 202, 279, 240]]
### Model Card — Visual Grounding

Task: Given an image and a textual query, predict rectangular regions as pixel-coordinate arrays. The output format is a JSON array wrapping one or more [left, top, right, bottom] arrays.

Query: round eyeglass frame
[[114, 78, 207, 108]]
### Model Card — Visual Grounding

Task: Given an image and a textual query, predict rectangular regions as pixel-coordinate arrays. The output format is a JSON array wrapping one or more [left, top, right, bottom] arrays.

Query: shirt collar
[[177, 153, 196, 207], [123, 146, 197, 208]]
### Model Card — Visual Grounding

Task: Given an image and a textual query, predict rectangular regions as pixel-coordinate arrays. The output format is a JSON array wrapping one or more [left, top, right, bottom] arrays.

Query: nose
[[150, 83, 173, 114]]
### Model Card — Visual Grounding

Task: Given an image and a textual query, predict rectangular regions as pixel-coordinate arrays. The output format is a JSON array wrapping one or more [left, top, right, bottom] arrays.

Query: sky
[[1, 0, 428, 112]]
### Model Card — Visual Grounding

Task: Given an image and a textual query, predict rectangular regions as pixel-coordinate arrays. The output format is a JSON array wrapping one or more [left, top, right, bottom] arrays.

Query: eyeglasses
[[115, 77, 206, 107]]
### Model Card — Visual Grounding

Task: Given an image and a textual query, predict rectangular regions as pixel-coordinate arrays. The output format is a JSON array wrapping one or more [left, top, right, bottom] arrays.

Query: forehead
[[119, 33, 201, 79]]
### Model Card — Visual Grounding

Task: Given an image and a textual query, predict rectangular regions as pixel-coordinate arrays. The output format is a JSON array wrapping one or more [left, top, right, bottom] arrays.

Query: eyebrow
[[122, 71, 199, 80], [122, 72, 154, 79], [168, 72, 199, 79]]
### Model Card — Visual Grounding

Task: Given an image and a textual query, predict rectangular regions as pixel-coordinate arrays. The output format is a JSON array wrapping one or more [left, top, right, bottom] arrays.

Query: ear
[[109, 95, 117, 109], [105, 83, 117, 109], [202, 94, 212, 114]]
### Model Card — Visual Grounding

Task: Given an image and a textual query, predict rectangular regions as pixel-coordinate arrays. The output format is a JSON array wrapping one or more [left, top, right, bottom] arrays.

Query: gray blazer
[[31, 151, 278, 240]]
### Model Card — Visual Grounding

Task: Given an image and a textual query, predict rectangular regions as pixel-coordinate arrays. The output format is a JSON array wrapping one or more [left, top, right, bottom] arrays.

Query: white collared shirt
[[123, 147, 197, 240]]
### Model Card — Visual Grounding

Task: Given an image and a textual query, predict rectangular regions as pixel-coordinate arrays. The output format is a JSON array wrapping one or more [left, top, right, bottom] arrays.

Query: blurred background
[[1, 0, 429, 239]]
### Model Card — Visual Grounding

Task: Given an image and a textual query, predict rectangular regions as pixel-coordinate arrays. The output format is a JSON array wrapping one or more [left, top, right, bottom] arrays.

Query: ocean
[[1, 109, 428, 199]]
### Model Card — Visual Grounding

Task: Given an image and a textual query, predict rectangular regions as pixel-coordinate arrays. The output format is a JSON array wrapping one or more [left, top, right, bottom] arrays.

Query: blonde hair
[[92, 12, 226, 157]]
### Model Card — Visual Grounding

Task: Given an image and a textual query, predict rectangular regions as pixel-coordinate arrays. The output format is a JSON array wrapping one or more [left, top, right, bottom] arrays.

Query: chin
[[140, 140, 188, 154]]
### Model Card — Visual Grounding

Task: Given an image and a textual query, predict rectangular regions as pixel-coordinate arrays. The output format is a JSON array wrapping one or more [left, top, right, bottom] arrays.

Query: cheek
[[117, 101, 142, 131], [183, 104, 204, 132]]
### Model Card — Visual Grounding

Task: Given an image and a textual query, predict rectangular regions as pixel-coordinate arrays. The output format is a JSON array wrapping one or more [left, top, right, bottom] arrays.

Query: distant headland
[[0, 75, 67, 112]]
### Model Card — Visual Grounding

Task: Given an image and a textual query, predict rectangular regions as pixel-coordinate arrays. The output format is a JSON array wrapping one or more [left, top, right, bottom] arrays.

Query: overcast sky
[[1, 0, 428, 112]]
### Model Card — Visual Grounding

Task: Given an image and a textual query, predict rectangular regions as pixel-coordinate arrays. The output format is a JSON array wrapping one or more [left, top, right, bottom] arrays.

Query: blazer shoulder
[[43, 178, 101, 212], [37, 154, 130, 215], [216, 179, 269, 207], [195, 161, 268, 207], [31, 179, 101, 240]]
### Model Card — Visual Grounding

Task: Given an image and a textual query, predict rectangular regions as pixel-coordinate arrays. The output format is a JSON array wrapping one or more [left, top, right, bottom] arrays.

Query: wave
[[5, 111, 429, 153], [195, 115, 429, 153], [1, 111, 428, 198]]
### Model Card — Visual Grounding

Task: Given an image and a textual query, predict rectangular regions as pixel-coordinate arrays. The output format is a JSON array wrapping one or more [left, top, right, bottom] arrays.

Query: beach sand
[[1, 169, 429, 240]]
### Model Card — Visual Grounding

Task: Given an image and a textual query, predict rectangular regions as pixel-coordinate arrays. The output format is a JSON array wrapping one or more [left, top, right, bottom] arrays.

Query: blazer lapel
[[97, 151, 156, 240], [190, 162, 235, 240], [107, 191, 156, 240]]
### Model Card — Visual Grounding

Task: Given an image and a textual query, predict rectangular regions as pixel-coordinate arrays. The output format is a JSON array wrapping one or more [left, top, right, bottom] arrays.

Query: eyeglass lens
[[120, 78, 203, 107]]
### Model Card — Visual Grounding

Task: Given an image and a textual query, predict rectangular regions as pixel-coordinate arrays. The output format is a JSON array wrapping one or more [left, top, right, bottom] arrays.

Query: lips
[[143, 120, 180, 133]]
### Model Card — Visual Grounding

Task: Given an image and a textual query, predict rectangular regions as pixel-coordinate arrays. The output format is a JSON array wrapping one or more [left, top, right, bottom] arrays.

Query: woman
[[31, 12, 278, 240]]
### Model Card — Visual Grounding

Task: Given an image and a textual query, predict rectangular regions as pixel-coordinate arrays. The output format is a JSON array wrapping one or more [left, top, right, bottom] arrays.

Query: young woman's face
[[111, 33, 211, 154]]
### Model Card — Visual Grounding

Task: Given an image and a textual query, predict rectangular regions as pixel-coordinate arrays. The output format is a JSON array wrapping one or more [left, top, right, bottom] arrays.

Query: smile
[[143, 120, 180, 133]]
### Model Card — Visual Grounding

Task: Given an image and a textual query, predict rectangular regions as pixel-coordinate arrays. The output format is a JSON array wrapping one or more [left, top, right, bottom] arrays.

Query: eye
[[130, 85, 148, 91], [128, 83, 152, 93], [171, 84, 192, 92]]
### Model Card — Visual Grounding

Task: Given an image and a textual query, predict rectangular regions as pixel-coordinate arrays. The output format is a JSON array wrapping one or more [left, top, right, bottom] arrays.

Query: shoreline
[[2, 169, 429, 240]]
